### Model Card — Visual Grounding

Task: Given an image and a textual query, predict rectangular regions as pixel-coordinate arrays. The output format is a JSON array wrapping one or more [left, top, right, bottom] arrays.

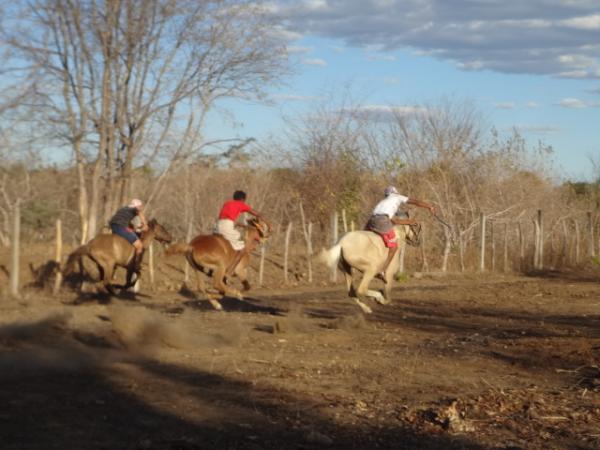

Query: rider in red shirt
[[215, 190, 270, 278]]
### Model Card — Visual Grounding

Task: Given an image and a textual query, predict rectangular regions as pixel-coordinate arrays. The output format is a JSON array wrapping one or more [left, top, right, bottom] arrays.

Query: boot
[[133, 252, 144, 275]]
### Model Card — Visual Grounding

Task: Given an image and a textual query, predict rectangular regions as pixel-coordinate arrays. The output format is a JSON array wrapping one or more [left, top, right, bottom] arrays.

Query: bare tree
[[5, 0, 288, 240]]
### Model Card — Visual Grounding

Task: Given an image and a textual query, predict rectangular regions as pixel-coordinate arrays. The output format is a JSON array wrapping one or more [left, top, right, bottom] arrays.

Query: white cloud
[[526, 101, 539, 108], [351, 104, 426, 122], [269, 1, 600, 79], [302, 58, 327, 66], [303, 0, 329, 11], [273, 93, 320, 102], [494, 102, 516, 110], [365, 53, 397, 62], [514, 124, 561, 134], [562, 14, 600, 30], [558, 98, 588, 108], [286, 45, 313, 55], [383, 76, 401, 85], [557, 54, 596, 68]]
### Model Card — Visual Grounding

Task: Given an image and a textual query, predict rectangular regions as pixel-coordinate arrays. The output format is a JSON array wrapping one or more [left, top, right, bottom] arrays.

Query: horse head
[[394, 210, 421, 247], [405, 222, 422, 247], [247, 217, 270, 243], [146, 218, 173, 244]]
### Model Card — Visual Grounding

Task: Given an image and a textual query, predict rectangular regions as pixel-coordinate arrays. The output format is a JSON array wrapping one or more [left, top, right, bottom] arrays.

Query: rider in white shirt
[[365, 186, 435, 283]]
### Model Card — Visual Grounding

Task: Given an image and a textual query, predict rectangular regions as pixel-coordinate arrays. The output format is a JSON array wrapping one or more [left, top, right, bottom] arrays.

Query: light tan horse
[[62, 218, 172, 295], [166, 217, 269, 310], [319, 224, 419, 314]]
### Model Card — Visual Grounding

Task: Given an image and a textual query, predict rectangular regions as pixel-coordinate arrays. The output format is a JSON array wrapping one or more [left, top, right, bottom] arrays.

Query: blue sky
[[207, 0, 600, 181]]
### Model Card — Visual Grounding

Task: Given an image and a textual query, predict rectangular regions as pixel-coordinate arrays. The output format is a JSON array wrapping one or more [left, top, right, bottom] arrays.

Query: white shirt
[[372, 193, 409, 218]]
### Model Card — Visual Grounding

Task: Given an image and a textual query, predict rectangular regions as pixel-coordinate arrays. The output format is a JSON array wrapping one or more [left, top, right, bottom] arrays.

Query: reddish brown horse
[[62, 218, 172, 295], [167, 218, 269, 310]]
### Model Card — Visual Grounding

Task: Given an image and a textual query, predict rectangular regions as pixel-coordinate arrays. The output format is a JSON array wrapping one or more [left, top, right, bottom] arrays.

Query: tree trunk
[[76, 156, 89, 244]]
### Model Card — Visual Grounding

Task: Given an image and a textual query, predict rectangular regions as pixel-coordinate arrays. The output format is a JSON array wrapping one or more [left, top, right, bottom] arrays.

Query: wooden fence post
[[490, 221, 496, 272], [503, 222, 508, 273], [330, 211, 338, 282], [184, 221, 193, 283], [52, 219, 63, 295], [533, 218, 540, 269], [420, 226, 429, 272], [342, 209, 348, 233], [537, 209, 544, 269], [299, 202, 313, 283], [284, 222, 293, 283], [560, 219, 568, 267], [479, 212, 486, 272], [9, 201, 20, 298], [517, 222, 525, 271], [307, 222, 313, 283], [574, 219, 580, 264], [148, 242, 155, 291], [588, 211, 595, 257], [259, 244, 266, 286]]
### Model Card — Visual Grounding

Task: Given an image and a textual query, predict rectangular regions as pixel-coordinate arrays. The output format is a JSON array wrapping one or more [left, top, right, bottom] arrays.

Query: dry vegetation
[[1, 2, 600, 450]]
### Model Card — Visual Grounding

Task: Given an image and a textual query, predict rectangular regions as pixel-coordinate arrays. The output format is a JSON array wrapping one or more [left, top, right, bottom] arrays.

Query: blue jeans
[[111, 224, 138, 244]]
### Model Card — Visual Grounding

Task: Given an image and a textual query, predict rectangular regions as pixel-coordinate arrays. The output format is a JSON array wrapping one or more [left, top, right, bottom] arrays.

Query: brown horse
[[62, 218, 172, 295], [167, 217, 269, 310]]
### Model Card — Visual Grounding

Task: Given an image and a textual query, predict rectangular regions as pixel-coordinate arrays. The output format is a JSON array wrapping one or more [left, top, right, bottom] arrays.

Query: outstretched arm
[[391, 217, 418, 226], [248, 208, 272, 231], [407, 198, 436, 215]]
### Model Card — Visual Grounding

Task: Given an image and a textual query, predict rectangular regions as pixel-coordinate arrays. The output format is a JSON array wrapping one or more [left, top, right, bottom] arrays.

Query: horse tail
[[62, 244, 89, 276], [318, 243, 342, 270], [165, 242, 192, 257]]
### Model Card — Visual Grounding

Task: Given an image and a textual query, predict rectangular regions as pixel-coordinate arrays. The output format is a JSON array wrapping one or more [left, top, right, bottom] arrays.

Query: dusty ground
[[1, 249, 599, 450]]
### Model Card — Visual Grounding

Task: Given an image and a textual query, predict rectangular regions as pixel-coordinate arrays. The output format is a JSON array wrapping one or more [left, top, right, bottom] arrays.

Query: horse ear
[[148, 218, 157, 227]]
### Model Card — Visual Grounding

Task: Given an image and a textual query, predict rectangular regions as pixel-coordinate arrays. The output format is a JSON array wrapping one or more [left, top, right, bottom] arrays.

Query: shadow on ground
[[0, 317, 487, 450]]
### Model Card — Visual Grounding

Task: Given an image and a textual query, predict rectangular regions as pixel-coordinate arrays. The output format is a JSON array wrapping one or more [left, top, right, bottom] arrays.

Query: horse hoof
[[353, 298, 372, 314], [208, 299, 223, 310]]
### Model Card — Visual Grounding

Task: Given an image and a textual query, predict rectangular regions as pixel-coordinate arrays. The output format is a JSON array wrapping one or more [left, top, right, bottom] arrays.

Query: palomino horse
[[62, 218, 172, 295], [167, 217, 269, 310], [319, 223, 420, 314]]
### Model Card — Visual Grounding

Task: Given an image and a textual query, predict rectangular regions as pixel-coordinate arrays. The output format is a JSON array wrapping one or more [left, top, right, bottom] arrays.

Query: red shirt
[[218, 200, 251, 221]]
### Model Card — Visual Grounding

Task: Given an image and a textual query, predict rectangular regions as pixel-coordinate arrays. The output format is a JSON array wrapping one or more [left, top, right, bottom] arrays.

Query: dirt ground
[[1, 250, 599, 449]]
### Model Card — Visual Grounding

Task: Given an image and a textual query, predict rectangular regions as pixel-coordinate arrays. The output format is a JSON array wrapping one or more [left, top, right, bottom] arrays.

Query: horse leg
[[380, 278, 393, 305], [338, 258, 355, 297], [235, 258, 251, 292], [195, 269, 223, 311], [354, 269, 388, 314], [213, 266, 243, 300], [102, 264, 118, 296]]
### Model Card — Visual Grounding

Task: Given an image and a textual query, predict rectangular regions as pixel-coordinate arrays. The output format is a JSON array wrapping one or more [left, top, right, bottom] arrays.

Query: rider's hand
[[429, 205, 436, 215]]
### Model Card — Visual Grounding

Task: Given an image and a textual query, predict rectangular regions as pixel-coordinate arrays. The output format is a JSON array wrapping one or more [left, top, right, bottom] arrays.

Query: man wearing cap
[[109, 199, 149, 274], [365, 186, 435, 283]]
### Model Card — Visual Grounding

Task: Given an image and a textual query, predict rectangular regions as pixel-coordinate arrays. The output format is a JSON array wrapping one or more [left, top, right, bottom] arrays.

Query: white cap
[[129, 198, 143, 209], [384, 186, 398, 197]]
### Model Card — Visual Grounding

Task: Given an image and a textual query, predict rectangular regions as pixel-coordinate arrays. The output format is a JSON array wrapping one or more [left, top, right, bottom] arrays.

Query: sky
[[206, 0, 600, 181]]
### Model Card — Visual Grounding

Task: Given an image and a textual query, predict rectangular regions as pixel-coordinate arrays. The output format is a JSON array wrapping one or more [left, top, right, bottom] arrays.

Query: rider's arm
[[406, 198, 436, 215], [137, 211, 149, 231], [391, 217, 418, 226], [248, 208, 272, 231]]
